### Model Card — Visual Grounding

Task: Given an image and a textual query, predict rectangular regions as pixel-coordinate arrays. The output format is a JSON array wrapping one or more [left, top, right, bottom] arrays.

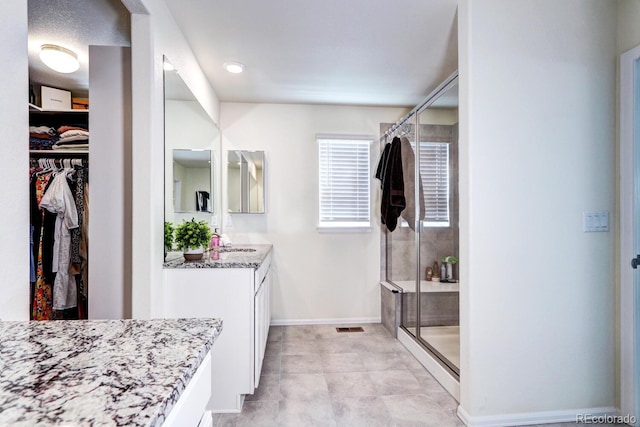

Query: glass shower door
[[415, 79, 460, 375], [383, 124, 420, 341]]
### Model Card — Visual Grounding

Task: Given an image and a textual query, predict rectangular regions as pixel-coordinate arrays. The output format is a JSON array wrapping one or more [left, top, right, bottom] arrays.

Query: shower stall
[[379, 72, 460, 391]]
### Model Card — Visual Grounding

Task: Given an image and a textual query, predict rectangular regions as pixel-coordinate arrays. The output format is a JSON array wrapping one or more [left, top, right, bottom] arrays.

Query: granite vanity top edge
[[163, 244, 272, 270], [0, 318, 223, 427], [151, 318, 223, 426]]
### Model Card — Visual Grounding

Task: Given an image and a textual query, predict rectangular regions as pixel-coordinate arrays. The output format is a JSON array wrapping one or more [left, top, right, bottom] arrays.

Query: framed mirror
[[227, 150, 266, 213], [164, 56, 221, 236]]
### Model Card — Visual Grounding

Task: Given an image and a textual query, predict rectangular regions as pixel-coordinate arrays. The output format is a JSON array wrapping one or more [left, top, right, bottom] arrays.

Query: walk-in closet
[[27, 0, 132, 320], [29, 108, 90, 319]]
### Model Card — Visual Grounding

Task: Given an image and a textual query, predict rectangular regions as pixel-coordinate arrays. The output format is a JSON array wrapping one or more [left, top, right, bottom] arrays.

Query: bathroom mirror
[[172, 149, 212, 212], [227, 150, 266, 213], [164, 57, 221, 227]]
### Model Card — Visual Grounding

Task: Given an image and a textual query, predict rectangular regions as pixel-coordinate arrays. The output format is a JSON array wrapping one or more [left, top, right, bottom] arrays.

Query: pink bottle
[[210, 228, 220, 260]]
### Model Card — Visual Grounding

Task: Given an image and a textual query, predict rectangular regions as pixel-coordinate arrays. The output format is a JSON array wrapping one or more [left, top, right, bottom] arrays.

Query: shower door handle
[[632, 255, 640, 269]]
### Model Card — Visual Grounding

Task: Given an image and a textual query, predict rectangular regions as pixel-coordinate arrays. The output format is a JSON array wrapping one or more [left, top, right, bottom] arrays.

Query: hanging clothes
[[31, 172, 55, 320], [80, 179, 89, 306], [375, 136, 405, 231], [29, 225, 35, 282], [39, 169, 79, 311], [70, 166, 84, 268], [399, 136, 425, 231]]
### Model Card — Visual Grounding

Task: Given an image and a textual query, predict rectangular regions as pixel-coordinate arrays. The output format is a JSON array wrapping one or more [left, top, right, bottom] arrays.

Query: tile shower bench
[[381, 280, 460, 337], [0, 318, 222, 427]]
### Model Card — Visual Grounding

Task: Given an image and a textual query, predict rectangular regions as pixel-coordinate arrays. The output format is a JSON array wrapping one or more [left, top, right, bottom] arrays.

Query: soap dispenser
[[210, 228, 221, 260], [210, 228, 221, 248]]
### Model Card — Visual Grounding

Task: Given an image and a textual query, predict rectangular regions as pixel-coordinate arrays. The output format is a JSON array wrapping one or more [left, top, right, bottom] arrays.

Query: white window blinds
[[419, 142, 450, 226], [318, 137, 371, 228]]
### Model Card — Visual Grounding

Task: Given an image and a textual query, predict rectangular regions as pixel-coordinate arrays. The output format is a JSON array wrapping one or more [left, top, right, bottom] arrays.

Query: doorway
[[620, 43, 640, 425]]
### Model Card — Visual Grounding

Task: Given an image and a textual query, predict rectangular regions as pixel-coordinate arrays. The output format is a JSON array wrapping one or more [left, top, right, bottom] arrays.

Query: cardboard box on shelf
[[41, 86, 71, 110], [72, 98, 89, 110]]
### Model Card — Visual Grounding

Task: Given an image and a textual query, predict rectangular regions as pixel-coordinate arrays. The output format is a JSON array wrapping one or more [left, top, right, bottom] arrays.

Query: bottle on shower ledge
[[425, 267, 433, 281], [432, 261, 440, 282]]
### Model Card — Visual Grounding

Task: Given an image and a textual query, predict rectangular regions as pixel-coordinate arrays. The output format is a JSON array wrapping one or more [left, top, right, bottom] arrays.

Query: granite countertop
[[163, 244, 272, 269], [0, 318, 223, 427]]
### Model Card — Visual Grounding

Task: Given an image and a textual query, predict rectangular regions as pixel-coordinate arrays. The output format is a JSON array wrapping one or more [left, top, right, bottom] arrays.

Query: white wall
[[458, 0, 617, 423], [220, 102, 407, 323], [130, 0, 221, 318], [0, 2, 28, 320], [88, 45, 132, 319]]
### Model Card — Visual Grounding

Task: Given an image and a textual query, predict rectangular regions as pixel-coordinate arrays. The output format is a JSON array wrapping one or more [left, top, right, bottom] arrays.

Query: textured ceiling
[[28, 0, 130, 98]]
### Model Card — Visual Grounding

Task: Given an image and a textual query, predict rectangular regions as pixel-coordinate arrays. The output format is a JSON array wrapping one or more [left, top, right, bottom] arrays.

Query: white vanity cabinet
[[163, 247, 272, 413]]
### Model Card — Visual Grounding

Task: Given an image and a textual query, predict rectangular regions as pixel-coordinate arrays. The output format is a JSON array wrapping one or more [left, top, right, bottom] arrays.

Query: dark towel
[[375, 137, 405, 231]]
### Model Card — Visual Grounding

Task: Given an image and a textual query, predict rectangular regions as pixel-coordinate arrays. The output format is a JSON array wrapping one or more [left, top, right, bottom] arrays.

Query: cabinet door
[[263, 267, 271, 350], [254, 280, 265, 386]]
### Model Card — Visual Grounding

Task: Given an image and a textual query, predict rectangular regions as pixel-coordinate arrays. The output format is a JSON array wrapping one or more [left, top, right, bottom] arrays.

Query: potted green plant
[[174, 218, 212, 261], [164, 221, 174, 260], [441, 255, 458, 281]]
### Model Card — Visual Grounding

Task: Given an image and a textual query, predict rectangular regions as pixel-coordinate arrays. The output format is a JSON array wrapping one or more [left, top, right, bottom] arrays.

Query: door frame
[[620, 43, 640, 422]]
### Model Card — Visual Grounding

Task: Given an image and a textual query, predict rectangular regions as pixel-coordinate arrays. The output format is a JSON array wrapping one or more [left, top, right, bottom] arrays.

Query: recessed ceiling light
[[39, 44, 80, 74], [223, 62, 245, 74]]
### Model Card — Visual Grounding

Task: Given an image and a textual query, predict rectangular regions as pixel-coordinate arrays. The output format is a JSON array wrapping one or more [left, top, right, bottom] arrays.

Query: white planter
[[183, 247, 204, 261]]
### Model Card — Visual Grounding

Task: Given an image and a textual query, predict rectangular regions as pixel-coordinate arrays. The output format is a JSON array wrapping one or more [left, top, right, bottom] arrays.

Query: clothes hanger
[[36, 158, 51, 175]]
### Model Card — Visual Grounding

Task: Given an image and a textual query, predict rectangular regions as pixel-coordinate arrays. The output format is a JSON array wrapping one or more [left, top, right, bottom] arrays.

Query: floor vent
[[336, 327, 364, 333]]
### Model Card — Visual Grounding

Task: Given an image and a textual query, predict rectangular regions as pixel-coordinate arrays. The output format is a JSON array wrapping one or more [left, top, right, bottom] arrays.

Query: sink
[[218, 248, 257, 253]]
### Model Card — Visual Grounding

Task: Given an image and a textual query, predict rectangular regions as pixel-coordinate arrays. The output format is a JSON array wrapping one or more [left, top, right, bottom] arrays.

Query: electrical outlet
[[225, 214, 233, 227], [211, 215, 218, 227]]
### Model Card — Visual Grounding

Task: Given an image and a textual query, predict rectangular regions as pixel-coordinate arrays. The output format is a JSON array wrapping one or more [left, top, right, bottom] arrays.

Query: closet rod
[[29, 150, 88, 156], [382, 70, 459, 140]]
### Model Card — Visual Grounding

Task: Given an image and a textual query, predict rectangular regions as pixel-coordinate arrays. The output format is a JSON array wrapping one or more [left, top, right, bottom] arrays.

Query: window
[[419, 142, 450, 226], [400, 141, 450, 228], [317, 136, 372, 231]]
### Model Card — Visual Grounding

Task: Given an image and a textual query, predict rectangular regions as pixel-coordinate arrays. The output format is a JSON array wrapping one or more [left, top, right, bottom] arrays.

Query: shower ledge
[[390, 280, 459, 293]]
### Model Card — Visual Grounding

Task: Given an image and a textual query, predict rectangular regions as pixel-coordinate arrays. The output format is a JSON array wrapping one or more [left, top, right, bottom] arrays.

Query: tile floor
[[213, 323, 464, 427], [212, 324, 622, 427]]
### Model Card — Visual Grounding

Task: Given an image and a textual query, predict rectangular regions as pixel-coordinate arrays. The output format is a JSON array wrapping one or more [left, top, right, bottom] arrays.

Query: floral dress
[[32, 173, 53, 320]]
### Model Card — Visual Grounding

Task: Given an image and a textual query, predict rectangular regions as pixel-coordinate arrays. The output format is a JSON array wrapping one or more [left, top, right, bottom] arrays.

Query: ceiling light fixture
[[39, 44, 80, 74], [223, 62, 245, 74]]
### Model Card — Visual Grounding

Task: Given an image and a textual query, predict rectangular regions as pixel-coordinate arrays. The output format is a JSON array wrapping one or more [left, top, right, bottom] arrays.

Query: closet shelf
[[29, 103, 89, 113], [30, 149, 88, 155]]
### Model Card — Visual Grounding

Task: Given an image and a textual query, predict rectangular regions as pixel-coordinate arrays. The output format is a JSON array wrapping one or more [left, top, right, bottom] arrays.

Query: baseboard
[[456, 405, 620, 427], [271, 317, 381, 326], [397, 327, 460, 402]]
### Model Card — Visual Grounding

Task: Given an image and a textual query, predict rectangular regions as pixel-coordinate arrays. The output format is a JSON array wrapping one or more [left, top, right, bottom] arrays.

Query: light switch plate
[[583, 211, 609, 232]]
